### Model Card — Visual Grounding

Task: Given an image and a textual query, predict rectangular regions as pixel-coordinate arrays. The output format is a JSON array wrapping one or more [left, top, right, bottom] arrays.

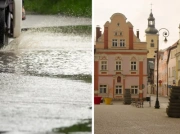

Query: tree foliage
[[25, 0, 91, 17]]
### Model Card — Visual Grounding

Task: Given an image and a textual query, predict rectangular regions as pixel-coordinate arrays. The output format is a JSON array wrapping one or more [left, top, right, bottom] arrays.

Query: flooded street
[[0, 15, 92, 133], [21, 14, 91, 28]]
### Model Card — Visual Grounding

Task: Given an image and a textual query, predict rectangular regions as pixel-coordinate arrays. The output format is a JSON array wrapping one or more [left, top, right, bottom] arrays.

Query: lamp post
[[155, 28, 169, 109]]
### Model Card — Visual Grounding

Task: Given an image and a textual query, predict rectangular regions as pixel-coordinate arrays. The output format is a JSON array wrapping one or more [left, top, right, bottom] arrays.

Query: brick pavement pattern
[[94, 95, 180, 134]]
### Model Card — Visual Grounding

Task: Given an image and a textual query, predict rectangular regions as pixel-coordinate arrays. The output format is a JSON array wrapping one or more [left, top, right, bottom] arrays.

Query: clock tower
[[145, 10, 158, 58]]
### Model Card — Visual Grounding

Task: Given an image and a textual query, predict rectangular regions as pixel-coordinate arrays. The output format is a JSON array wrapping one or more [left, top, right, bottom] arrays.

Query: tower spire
[[150, 3, 153, 12], [145, 6, 158, 34]]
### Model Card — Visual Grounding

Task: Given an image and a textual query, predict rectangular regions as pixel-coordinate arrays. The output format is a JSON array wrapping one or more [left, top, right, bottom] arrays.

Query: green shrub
[[25, 0, 91, 17]]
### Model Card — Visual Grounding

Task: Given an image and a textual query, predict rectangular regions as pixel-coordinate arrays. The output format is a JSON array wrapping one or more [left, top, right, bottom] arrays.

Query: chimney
[[136, 29, 139, 39], [96, 25, 101, 42]]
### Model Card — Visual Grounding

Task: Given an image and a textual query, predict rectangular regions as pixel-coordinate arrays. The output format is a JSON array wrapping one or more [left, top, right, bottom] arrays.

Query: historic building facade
[[94, 13, 148, 99], [167, 42, 177, 95], [158, 50, 168, 96]]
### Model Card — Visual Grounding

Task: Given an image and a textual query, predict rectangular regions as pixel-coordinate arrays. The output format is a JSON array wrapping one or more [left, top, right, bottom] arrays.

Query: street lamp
[[155, 28, 169, 109]]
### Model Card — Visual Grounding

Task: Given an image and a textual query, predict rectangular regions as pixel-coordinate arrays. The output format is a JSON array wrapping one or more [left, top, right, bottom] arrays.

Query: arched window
[[117, 76, 121, 82]]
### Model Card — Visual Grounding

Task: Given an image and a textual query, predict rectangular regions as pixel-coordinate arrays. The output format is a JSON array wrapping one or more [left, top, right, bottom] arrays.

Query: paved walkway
[[94, 95, 180, 134]]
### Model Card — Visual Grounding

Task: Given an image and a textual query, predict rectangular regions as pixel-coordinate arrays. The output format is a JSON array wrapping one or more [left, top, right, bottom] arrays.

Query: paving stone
[[94, 95, 180, 134]]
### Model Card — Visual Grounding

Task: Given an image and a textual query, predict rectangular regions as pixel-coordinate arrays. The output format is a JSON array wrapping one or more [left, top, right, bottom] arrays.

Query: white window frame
[[99, 85, 107, 94], [131, 61, 137, 71], [120, 39, 125, 47], [101, 61, 107, 71], [112, 39, 118, 47], [115, 85, 123, 94], [115, 61, 121, 71], [131, 86, 138, 94]]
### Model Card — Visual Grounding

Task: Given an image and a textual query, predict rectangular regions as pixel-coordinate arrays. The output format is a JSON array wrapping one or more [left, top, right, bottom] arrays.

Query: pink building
[[157, 50, 168, 96], [94, 13, 148, 100], [154, 41, 178, 97]]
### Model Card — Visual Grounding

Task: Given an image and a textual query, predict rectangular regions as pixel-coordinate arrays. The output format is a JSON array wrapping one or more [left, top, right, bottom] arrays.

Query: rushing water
[[0, 28, 92, 133]]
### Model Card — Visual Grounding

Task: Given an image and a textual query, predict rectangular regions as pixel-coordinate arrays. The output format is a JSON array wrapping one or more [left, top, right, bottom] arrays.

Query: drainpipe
[[167, 59, 168, 96]]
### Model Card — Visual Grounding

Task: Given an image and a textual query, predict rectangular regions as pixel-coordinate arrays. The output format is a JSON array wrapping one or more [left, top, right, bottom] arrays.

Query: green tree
[[25, 0, 91, 17]]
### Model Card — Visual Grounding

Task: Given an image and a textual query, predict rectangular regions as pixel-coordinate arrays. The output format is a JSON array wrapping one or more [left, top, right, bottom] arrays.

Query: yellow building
[[145, 11, 158, 94], [145, 11, 158, 59]]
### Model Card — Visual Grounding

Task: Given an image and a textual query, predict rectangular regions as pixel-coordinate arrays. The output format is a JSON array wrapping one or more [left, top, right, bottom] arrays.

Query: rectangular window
[[131, 61, 136, 70], [131, 86, 138, 94], [101, 61, 107, 70], [112, 39, 118, 47], [115, 85, 122, 94], [120, 32, 123, 36], [151, 43, 154, 47], [100, 85, 107, 93], [120, 39, 125, 47], [116, 61, 121, 70]]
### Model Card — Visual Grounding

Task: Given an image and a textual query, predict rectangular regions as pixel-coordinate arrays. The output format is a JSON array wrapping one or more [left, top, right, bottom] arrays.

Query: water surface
[[0, 27, 92, 133]]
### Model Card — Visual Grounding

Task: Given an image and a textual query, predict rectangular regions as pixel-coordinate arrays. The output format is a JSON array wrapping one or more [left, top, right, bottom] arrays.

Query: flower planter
[[104, 98, 112, 105], [94, 96, 102, 104]]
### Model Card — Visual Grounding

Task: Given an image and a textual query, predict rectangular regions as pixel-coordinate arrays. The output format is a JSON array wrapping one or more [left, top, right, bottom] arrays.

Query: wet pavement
[[94, 95, 180, 134], [22, 14, 91, 28], [0, 14, 92, 134]]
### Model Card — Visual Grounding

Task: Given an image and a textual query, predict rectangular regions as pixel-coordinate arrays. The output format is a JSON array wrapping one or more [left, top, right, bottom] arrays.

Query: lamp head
[[164, 37, 168, 43]]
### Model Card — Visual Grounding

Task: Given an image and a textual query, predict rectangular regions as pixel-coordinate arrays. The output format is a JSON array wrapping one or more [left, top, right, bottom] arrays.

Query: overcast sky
[[93, 0, 180, 50]]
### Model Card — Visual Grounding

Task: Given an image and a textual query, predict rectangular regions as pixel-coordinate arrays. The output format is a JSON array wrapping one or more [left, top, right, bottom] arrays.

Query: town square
[[94, 0, 180, 133]]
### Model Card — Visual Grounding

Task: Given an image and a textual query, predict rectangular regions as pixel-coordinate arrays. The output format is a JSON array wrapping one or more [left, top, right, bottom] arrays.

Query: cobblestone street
[[94, 95, 180, 134]]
